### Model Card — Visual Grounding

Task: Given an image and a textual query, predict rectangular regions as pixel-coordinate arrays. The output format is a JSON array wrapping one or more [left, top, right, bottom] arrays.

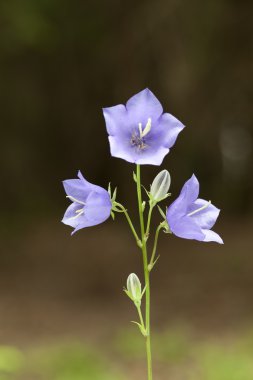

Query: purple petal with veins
[[166, 175, 223, 244], [62, 171, 112, 234], [103, 88, 185, 165]]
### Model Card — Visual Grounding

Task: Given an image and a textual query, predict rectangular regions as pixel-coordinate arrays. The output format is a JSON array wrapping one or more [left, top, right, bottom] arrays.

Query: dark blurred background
[[0, 1, 253, 379]]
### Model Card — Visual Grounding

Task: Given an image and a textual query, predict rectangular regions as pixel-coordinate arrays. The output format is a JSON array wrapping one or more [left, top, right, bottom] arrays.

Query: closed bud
[[125, 273, 143, 307], [150, 170, 171, 202]]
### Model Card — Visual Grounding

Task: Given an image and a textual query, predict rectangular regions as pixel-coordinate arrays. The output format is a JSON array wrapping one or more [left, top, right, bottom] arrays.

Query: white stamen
[[69, 209, 84, 220], [141, 118, 152, 137], [187, 200, 211, 217], [138, 118, 152, 138], [66, 195, 85, 205], [138, 122, 143, 137]]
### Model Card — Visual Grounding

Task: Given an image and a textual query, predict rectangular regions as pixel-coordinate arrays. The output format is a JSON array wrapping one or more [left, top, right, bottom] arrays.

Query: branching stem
[[114, 202, 142, 247], [149, 224, 163, 271]]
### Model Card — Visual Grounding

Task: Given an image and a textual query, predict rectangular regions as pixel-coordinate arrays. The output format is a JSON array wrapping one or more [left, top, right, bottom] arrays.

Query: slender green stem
[[137, 305, 145, 329], [114, 202, 142, 247], [149, 224, 163, 270], [146, 202, 154, 238], [136, 164, 153, 380]]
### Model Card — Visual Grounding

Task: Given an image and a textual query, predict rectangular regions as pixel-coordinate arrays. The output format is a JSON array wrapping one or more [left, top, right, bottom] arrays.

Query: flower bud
[[150, 170, 171, 202], [125, 273, 143, 307]]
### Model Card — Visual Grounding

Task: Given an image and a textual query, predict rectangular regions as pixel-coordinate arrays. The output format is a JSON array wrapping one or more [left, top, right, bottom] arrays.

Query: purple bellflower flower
[[166, 175, 223, 244], [62, 171, 112, 235], [103, 88, 185, 165]]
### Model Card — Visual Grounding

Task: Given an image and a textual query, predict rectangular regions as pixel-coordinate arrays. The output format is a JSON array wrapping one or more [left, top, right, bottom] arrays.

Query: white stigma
[[187, 200, 211, 217], [138, 118, 152, 138]]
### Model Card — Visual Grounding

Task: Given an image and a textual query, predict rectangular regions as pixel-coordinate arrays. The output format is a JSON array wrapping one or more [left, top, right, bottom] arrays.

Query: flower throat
[[131, 118, 152, 150]]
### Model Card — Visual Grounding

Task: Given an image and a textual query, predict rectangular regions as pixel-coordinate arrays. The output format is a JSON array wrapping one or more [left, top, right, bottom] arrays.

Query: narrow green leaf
[[157, 205, 166, 220], [112, 187, 117, 202]]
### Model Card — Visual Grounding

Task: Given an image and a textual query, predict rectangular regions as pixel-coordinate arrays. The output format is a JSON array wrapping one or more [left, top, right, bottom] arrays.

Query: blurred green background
[[0, 0, 253, 379]]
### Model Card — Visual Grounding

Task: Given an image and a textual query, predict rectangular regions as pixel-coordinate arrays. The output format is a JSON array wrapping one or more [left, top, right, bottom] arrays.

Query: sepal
[[157, 206, 171, 233], [131, 321, 147, 337], [108, 184, 123, 215], [157, 205, 167, 220], [160, 220, 171, 234]]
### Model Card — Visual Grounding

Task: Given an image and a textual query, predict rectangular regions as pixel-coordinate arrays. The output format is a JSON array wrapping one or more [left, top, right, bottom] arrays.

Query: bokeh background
[[0, 0, 253, 379]]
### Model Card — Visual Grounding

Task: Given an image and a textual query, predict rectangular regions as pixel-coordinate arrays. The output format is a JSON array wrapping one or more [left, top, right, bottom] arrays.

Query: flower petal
[[156, 113, 185, 149], [166, 195, 186, 222], [69, 189, 112, 235], [85, 190, 112, 224], [102, 104, 129, 136], [63, 171, 101, 203], [109, 135, 170, 165], [202, 229, 224, 244], [180, 174, 199, 206], [108, 135, 136, 163], [62, 203, 86, 228], [126, 88, 163, 124], [71, 219, 94, 235], [187, 198, 220, 229], [62, 179, 90, 203], [169, 215, 205, 241], [77, 171, 103, 193], [166, 175, 200, 219], [135, 146, 169, 165]]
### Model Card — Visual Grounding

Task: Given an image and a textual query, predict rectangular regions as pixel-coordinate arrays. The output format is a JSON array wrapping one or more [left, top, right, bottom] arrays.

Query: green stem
[[145, 202, 154, 238], [149, 224, 163, 271], [114, 202, 142, 247], [137, 305, 145, 329], [136, 164, 153, 380]]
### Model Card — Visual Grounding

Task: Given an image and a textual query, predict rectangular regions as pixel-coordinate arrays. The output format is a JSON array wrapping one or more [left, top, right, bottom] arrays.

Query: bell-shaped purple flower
[[166, 175, 223, 244], [62, 171, 112, 235], [103, 88, 185, 165]]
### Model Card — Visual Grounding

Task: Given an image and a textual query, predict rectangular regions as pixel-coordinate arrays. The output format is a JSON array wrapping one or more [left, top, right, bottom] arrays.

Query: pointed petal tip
[[71, 225, 82, 235], [215, 237, 224, 245], [143, 87, 152, 94], [202, 229, 224, 244], [138, 87, 151, 93], [176, 123, 186, 134], [77, 170, 86, 182], [188, 174, 200, 193], [102, 106, 111, 114], [190, 173, 198, 182], [102, 104, 127, 120], [217, 233, 224, 244]]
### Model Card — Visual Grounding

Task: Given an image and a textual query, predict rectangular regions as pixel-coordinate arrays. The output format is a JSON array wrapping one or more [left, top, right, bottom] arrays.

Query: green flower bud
[[150, 170, 171, 202], [125, 273, 143, 307]]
